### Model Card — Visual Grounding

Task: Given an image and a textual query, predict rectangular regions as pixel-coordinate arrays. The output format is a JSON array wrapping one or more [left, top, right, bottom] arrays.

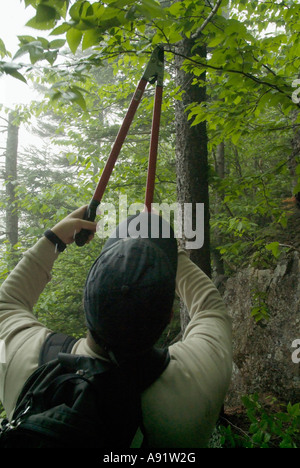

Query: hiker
[[0, 205, 232, 448]]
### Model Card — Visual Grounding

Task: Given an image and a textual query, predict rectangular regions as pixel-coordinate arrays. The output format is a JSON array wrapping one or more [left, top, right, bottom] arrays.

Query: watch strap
[[44, 229, 67, 252]]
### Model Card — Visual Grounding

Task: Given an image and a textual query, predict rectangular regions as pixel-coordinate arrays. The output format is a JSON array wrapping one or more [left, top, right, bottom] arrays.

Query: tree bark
[[212, 142, 225, 277], [5, 112, 19, 248], [233, 145, 243, 178], [174, 38, 210, 332], [175, 39, 210, 276], [290, 111, 300, 193]]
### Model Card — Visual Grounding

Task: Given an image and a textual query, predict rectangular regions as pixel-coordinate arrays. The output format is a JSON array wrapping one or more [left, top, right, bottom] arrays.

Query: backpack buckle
[[2, 404, 31, 433]]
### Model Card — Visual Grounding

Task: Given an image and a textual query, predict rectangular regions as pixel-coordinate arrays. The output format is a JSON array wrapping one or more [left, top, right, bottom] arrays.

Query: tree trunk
[[5, 112, 19, 249], [175, 39, 210, 274], [290, 111, 300, 193], [233, 145, 243, 178], [175, 38, 210, 331], [212, 142, 225, 277]]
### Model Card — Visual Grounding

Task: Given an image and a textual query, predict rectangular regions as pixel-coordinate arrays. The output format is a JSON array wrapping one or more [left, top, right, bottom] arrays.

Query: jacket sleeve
[[176, 247, 232, 343], [141, 248, 232, 448], [173, 248, 232, 390], [0, 237, 59, 417], [0, 237, 59, 330]]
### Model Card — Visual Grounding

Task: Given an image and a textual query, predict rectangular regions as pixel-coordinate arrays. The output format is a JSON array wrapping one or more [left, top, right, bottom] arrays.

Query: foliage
[[6, 0, 298, 129], [10, 0, 299, 270], [34, 237, 104, 336], [210, 131, 298, 273], [250, 288, 270, 323], [218, 394, 300, 448], [0, 0, 299, 305]]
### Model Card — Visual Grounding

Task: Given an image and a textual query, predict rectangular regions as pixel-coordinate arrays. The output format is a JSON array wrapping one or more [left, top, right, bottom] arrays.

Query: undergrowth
[[213, 394, 300, 448]]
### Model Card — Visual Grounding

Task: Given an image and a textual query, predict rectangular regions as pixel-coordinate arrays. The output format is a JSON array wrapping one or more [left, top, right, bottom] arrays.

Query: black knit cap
[[84, 212, 178, 357]]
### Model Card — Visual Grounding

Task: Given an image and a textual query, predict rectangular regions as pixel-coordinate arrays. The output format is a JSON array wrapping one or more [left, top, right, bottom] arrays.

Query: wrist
[[44, 229, 67, 252]]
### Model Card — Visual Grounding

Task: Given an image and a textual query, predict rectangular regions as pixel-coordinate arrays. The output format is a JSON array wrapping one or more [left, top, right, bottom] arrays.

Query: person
[[0, 205, 232, 448]]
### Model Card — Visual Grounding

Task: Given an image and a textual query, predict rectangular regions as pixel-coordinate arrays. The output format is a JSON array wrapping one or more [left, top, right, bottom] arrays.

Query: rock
[[223, 252, 300, 407]]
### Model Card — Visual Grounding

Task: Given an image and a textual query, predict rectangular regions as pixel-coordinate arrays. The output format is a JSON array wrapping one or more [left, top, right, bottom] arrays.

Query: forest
[[0, 0, 300, 448]]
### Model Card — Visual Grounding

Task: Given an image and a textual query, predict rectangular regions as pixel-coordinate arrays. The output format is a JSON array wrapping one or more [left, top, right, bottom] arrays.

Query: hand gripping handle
[[74, 199, 99, 247]]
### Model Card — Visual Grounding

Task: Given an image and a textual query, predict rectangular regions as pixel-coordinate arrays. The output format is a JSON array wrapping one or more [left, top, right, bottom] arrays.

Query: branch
[[192, 0, 224, 37], [171, 51, 300, 108], [251, 52, 278, 77], [248, 123, 300, 132], [220, 416, 252, 442], [278, 243, 300, 254]]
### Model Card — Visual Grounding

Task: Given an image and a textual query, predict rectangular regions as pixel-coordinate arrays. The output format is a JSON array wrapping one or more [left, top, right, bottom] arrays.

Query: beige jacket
[[0, 237, 232, 448]]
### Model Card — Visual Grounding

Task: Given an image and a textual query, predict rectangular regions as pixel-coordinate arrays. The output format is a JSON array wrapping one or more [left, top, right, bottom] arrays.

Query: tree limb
[[192, 0, 224, 37], [171, 51, 300, 108]]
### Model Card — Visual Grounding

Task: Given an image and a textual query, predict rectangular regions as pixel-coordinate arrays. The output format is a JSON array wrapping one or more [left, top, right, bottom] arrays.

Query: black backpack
[[0, 332, 170, 448]]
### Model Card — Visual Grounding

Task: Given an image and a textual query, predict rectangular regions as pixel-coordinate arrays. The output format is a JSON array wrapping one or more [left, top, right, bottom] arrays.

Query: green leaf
[[26, 16, 56, 31], [49, 39, 66, 49], [167, 28, 183, 44], [72, 92, 87, 111], [225, 19, 247, 37], [13, 41, 45, 64], [101, 6, 123, 21], [287, 402, 300, 417], [37, 36, 50, 48], [50, 23, 72, 36], [57, 85, 87, 111], [231, 132, 241, 145], [17, 35, 36, 45], [69, 2, 83, 21], [44, 50, 58, 65], [109, 0, 136, 8], [208, 35, 225, 48], [266, 242, 280, 258], [1, 63, 27, 83], [138, 0, 166, 19], [36, 4, 58, 23], [167, 2, 183, 16], [24, 0, 38, 7], [82, 29, 101, 50], [13, 45, 29, 61], [66, 28, 83, 54], [50, 90, 62, 102], [0, 38, 10, 58], [9, 70, 27, 83]]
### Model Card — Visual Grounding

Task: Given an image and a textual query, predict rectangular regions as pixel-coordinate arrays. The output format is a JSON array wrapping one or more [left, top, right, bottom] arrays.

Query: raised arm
[[0, 206, 97, 418], [173, 248, 232, 380], [0, 206, 97, 339]]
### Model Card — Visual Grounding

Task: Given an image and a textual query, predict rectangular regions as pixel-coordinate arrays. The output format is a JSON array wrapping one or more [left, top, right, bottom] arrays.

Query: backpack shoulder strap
[[39, 332, 78, 366]]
